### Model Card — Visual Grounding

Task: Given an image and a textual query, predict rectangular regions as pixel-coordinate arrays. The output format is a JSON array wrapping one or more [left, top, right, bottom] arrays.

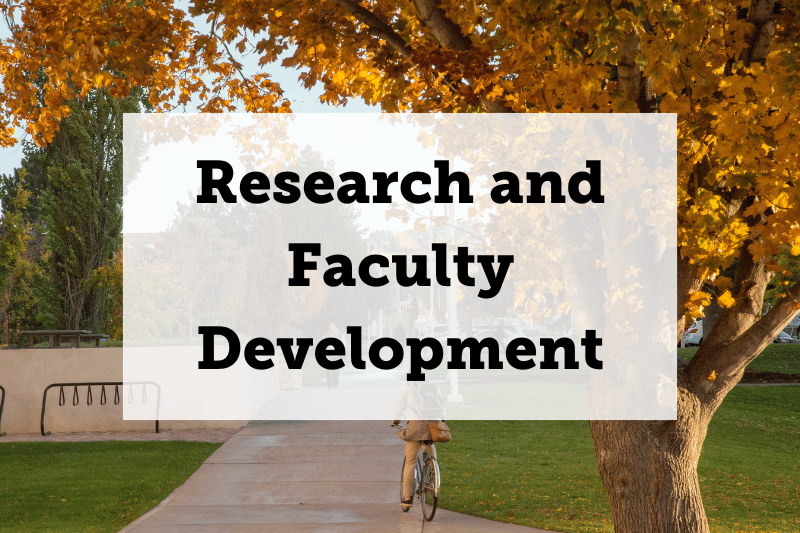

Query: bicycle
[[392, 423, 441, 521]]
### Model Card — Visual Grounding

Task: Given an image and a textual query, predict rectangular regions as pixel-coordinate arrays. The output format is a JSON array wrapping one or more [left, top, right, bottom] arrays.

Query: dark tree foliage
[[14, 88, 146, 332]]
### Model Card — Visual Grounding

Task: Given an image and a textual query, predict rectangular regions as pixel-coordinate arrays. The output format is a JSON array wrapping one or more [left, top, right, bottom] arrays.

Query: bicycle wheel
[[421, 457, 439, 521]]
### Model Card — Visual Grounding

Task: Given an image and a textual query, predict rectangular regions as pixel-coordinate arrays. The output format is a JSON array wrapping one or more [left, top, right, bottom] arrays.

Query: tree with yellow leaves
[[2, 1, 799, 531]]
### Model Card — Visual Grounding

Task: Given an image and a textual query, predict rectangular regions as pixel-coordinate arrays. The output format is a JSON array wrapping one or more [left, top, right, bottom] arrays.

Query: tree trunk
[[591, 374, 712, 532]]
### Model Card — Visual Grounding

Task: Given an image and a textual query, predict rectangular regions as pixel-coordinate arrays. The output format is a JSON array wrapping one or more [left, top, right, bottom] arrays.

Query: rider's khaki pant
[[402, 441, 437, 500]]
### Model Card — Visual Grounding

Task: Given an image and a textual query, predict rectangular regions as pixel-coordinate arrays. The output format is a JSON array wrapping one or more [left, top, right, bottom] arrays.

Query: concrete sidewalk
[[120, 421, 555, 532]]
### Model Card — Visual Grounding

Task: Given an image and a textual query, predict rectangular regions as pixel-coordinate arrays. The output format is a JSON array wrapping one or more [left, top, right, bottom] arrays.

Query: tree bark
[[591, 376, 711, 533], [677, 251, 704, 341], [412, 0, 514, 113], [329, 0, 512, 112]]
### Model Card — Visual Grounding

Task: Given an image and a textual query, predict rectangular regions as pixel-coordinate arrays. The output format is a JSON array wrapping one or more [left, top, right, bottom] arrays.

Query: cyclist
[[392, 380, 445, 510]]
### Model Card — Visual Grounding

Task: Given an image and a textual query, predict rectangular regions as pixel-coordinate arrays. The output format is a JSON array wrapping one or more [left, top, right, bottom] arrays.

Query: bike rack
[[0, 385, 6, 436], [40, 382, 160, 436]]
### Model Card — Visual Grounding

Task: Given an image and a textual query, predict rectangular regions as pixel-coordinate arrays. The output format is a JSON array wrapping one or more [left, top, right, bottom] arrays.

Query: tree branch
[[617, 29, 657, 113], [328, 0, 413, 61], [742, 0, 776, 67], [689, 277, 800, 395], [676, 251, 704, 338], [327, 0, 466, 101], [411, 0, 513, 113], [412, 0, 472, 51], [329, 0, 512, 112], [684, 232, 797, 397], [616, 32, 642, 104]]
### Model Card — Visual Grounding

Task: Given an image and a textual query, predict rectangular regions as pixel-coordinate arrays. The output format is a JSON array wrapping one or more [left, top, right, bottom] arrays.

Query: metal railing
[[0, 385, 5, 436], [40, 382, 160, 436]]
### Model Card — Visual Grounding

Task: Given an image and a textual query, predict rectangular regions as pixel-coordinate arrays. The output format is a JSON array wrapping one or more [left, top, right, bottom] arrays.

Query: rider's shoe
[[400, 497, 413, 510]]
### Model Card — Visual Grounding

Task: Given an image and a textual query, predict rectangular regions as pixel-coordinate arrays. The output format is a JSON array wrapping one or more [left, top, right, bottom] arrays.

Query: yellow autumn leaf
[[714, 277, 733, 291], [717, 290, 735, 308]]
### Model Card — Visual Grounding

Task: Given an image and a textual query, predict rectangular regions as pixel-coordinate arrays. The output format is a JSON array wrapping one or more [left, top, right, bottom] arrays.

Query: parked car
[[471, 327, 518, 347], [774, 331, 799, 344], [474, 324, 527, 339], [421, 324, 457, 337], [681, 323, 797, 346], [475, 320, 527, 337], [682, 320, 703, 346]]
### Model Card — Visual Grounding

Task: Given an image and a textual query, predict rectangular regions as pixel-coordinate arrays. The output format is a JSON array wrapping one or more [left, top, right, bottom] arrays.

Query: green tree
[[280, 146, 370, 335], [0, 176, 30, 290], [26, 89, 144, 332], [764, 251, 800, 311], [0, 175, 33, 346], [93, 243, 123, 340]]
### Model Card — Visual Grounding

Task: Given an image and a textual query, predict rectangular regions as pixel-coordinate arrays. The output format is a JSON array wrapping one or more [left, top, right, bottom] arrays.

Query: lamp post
[[424, 198, 464, 403], [426, 202, 435, 328], [446, 203, 463, 403]]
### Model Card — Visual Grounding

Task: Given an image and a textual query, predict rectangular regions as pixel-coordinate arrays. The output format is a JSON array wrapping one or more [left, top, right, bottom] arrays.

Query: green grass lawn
[[0, 440, 219, 533], [438, 385, 800, 533], [679, 343, 800, 374]]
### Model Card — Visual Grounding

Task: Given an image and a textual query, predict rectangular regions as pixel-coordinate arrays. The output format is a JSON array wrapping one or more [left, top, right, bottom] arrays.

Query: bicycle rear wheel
[[421, 457, 439, 521]]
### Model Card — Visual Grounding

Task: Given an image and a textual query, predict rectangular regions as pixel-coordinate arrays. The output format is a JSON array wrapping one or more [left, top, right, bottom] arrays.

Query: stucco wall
[[0, 348, 243, 435]]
